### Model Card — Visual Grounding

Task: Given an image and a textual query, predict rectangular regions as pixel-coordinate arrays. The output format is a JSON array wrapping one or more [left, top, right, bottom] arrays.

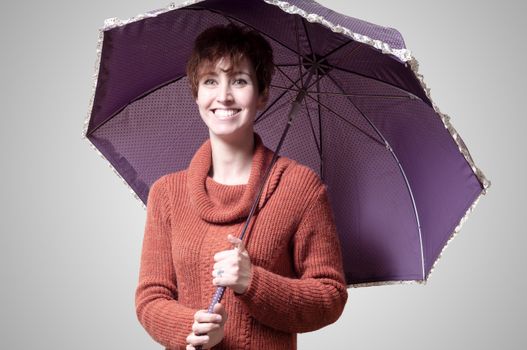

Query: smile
[[212, 108, 242, 119]]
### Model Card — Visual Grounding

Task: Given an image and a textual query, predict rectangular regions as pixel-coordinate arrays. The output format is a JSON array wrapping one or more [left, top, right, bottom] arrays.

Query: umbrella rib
[[274, 65, 302, 90], [329, 65, 424, 102], [304, 93, 385, 147], [255, 89, 290, 124], [316, 71, 324, 179], [325, 72, 426, 280], [87, 75, 187, 136], [254, 68, 307, 123], [266, 64, 328, 112], [311, 91, 413, 100], [324, 71, 394, 147], [301, 17, 314, 57], [294, 16, 305, 90], [320, 39, 356, 61], [270, 68, 332, 96], [272, 63, 325, 96], [269, 84, 301, 92], [275, 63, 302, 67], [301, 93, 322, 156], [258, 66, 324, 126], [255, 69, 308, 124], [186, 7, 301, 57], [270, 86, 412, 100]]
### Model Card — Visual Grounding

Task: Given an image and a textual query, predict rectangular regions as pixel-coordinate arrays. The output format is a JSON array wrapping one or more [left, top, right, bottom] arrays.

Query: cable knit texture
[[136, 133, 348, 350]]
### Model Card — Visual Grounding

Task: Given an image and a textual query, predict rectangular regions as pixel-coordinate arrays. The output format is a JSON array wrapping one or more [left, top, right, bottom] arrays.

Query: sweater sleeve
[[135, 176, 196, 349], [234, 185, 348, 333]]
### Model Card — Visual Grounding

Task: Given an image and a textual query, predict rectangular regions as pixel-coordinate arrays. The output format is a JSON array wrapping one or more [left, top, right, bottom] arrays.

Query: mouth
[[212, 108, 242, 120]]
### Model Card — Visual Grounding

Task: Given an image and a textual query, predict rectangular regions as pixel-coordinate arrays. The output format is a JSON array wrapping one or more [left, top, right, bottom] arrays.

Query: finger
[[186, 344, 195, 350], [212, 262, 229, 273], [192, 321, 220, 334], [213, 275, 229, 287], [227, 234, 245, 251], [194, 309, 209, 321], [186, 333, 209, 346], [214, 303, 228, 324], [195, 310, 221, 323], [213, 249, 234, 262], [212, 265, 222, 277], [212, 269, 233, 282]]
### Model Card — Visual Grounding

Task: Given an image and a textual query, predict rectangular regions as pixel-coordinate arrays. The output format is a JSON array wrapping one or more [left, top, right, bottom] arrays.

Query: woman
[[135, 24, 348, 350]]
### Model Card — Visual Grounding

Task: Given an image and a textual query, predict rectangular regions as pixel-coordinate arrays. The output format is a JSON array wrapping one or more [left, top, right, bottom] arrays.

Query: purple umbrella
[[83, 0, 490, 288]]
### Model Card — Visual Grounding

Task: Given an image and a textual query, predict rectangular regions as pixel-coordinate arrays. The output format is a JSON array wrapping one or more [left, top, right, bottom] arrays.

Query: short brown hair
[[186, 24, 274, 99]]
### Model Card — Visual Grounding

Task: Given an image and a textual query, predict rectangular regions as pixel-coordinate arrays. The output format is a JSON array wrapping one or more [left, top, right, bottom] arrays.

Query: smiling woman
[[187, 24, 274, 175], [135, 23, 348, 350]]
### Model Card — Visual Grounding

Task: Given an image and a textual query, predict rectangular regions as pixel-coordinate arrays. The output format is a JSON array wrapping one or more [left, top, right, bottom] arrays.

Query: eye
[[233, 78, 248, 86], [202, 78, 216, 85]]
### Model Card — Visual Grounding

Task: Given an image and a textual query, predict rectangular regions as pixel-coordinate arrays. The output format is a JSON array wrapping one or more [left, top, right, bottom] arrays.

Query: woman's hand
[[212, 234, 252, 294], [186, 303, 228, 350]]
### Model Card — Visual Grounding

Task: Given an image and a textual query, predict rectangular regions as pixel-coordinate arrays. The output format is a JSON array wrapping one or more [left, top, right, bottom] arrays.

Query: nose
[[216, 81, 233, 104]]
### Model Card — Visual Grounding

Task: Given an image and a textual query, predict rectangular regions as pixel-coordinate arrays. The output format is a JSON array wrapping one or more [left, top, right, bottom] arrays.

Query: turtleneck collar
[[187, 132, 277, 224]]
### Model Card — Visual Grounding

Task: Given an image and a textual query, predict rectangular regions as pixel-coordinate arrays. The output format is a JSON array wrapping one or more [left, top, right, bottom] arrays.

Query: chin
[[209, 127, 254, 140]]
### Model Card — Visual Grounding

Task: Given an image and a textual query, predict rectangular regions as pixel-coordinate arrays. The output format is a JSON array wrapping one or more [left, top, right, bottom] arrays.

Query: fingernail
[[216, 315, 222, 322]]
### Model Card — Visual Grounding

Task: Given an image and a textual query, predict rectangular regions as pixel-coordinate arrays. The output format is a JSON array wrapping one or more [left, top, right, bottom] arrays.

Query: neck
[[208, 132, 255, 185]]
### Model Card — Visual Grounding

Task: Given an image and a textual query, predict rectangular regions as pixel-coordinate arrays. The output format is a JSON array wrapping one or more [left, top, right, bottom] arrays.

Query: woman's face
[[195, 56, 267, 142]]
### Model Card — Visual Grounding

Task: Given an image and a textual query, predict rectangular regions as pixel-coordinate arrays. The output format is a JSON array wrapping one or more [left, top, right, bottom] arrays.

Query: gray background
[[0, 0, 524, 348]]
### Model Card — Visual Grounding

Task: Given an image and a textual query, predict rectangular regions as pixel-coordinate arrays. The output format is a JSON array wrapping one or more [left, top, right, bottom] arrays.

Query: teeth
[[214, 109, 240, 118]]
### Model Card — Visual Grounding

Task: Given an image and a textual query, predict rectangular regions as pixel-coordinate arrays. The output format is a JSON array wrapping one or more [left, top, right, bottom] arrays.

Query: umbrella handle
[[206, 285, 226, 313], [195, 286, 226, 350]]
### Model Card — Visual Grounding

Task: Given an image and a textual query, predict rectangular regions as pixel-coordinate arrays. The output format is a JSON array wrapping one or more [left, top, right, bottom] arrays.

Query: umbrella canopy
[[83, 0, 490, 286]]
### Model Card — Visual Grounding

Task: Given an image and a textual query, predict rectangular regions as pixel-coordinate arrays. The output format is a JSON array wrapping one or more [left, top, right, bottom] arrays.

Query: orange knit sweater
[[135, 133, 348, 350]]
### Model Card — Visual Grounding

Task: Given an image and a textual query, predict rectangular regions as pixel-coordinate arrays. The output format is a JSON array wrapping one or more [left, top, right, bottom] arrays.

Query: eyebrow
[[200, 69, 251, 76], [222, 69, 251, 75]]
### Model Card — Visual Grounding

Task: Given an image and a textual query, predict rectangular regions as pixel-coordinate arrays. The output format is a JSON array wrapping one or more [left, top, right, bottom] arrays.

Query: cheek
[[237, 89, 260, 107], [196, 91, 213, 108]]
